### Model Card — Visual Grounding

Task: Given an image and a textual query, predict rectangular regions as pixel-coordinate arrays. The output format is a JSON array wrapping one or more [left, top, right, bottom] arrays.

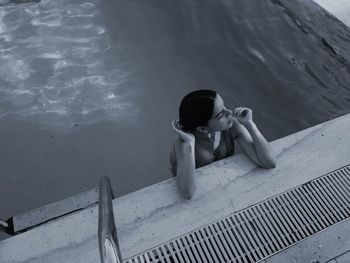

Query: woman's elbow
[[182, 188, 196, 200], [265, 162, 276, 169], [261, 158, 277, 169], [177, 182, 196, 200]]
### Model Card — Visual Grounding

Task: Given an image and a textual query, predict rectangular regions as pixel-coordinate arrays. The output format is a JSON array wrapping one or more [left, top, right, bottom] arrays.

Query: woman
[[170, 89, 276, 199]]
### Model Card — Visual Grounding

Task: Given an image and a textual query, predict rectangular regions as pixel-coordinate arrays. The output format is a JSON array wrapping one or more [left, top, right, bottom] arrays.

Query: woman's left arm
[[231, 108, 277, 169]]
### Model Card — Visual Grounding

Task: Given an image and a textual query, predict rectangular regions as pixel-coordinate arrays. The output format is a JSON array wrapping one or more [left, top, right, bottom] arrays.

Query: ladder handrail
[[98, 177, 123, 263], [0, 220, 8, 228]]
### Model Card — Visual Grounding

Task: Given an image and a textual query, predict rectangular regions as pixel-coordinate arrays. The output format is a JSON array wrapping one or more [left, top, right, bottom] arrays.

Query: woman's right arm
[[171, 120, 196, 199], [174, 139, 196, 199]]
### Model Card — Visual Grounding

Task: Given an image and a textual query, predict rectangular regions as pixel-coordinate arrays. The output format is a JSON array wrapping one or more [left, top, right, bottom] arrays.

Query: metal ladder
[[98, 176, 123, 263]]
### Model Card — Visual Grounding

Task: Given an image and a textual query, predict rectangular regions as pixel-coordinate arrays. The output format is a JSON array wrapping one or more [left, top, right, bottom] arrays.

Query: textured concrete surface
[[0, 113, 350, 262], [326, 249, 350, 263], [264, 218, 350, 263], [335, 250, 350, 263]]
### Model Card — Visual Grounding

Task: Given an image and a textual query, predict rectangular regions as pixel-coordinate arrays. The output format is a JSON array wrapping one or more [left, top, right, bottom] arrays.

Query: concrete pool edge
[[0, 113, 350, 262], [312, 0, 350, 28]]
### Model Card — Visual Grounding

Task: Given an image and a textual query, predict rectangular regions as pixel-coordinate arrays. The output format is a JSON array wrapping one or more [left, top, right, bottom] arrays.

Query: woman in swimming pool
[[170, 89, 276, 199]]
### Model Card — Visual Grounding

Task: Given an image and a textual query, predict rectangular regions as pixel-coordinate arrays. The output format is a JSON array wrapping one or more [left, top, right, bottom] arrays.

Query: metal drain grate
[[125, 164, 350, 263]]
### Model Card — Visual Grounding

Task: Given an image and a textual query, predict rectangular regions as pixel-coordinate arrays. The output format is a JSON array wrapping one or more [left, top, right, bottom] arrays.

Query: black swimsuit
[[194, 129, 235, 168], [170, 128, 236, 177]]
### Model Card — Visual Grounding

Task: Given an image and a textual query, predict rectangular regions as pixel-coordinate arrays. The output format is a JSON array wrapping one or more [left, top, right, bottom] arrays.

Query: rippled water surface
[[0, 0, 350, 220]]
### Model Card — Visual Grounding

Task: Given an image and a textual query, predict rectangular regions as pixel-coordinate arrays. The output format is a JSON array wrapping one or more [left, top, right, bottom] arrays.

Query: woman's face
[[205, 94, 234, 132]]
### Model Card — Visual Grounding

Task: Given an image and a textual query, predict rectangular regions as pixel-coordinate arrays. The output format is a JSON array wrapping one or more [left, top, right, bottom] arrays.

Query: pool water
[[0, 0, 350, 221]]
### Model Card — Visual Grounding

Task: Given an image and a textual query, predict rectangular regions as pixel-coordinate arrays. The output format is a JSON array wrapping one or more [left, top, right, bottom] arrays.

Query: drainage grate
[[125, 164, 350, 263]]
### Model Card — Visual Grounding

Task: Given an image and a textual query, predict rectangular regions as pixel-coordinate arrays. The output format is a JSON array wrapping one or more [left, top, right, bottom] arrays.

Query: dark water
[[0, 0, 350, 220]]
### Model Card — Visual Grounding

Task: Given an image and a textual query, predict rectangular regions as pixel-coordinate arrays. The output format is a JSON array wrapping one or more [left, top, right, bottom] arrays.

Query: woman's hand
[[233, 107, 253, 126], [171, 119, 195, 144]]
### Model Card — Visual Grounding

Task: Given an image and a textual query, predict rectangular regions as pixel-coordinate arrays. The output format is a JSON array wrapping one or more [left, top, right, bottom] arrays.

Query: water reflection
[[0, 0, 138, 127]]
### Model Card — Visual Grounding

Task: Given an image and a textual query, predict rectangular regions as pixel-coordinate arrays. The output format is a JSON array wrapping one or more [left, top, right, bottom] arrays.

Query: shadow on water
[[1, 0, 350, 220]]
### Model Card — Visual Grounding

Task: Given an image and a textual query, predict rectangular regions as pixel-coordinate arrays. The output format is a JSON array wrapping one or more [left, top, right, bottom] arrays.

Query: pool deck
[[313, 0, 350, 27], [263, 215, 350, 263], [0, 112, 350, 263]]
